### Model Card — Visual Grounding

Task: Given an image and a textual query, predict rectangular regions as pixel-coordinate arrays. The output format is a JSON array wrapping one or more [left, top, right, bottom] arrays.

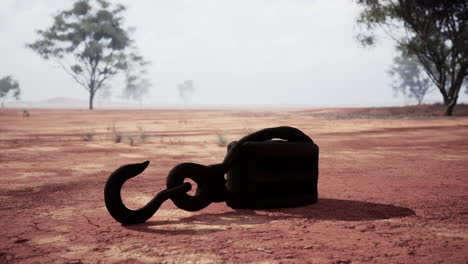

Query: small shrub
[[83, 129, 95, 141], [127, 136, 135, 146], [110, 123, 123, 143], [138, 126, 150, 143], [216, 133, 228, 147], [114, 134, 123, 143], [108, 123, 152, 145]]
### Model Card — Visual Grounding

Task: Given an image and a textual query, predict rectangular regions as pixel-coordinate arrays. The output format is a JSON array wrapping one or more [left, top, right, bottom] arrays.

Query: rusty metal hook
[[104, 161, 191, 225]]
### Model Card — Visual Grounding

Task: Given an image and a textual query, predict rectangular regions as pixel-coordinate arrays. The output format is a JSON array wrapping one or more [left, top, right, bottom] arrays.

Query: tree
[[0, 76, 20, 109], [177, 80, 195, 105], [121, 58, 151, 104], [388, 53, 433, 105], [27, 0, 149, 110], [356, 0, 468, 115]]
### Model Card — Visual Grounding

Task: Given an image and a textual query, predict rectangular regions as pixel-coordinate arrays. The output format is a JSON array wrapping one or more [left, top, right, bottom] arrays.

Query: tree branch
[[55, 59, 89, 91]]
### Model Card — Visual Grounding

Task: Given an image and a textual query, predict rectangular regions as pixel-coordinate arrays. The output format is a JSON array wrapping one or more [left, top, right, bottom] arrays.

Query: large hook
[[104, 161, 191, 225]]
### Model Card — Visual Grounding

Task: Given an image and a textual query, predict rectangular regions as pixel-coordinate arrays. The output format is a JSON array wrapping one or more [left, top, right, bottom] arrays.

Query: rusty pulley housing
[[226, 140, 319, 209], [104, 126, 319, 225]]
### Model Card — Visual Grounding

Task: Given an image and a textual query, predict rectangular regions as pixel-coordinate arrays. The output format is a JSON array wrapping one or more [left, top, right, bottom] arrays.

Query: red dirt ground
[[0, 107, 467, 263]]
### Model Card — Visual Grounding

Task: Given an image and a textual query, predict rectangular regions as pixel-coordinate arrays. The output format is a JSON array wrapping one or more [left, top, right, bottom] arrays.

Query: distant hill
[[293, 104, 468, 118], [3, 97, 468, 116], [4, 97, 161, 109], [39, 97, 88, 106], [5, 97, 88, 108]]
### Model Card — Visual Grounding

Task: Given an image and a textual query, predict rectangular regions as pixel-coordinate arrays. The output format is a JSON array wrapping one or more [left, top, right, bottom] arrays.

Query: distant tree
[[0, 76, 20, 108], [177, 80, 195, 105], [121, 60, 151, 104], [27, 0, 149, 110], [356, 0, 468, 115], [388, 53, 433, 105]]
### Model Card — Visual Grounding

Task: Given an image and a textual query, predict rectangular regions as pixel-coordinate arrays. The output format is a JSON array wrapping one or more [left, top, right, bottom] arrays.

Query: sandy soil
[[0, 107, 467, 264]]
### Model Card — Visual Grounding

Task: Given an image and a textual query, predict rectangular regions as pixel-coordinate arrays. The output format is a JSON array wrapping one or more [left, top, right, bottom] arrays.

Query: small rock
[[256, 247, 272, 254], [14, 239, 29, 244], [92, 247, 108, 252], [65, 259, 82, 264], [335, 260, 352, 264]]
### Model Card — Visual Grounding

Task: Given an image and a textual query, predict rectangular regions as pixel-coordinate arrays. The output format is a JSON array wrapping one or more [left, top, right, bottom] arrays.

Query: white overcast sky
[[1, 0, 466, 106]]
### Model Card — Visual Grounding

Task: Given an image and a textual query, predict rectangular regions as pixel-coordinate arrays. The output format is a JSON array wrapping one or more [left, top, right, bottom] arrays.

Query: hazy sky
[[1, 0, 466, 106]]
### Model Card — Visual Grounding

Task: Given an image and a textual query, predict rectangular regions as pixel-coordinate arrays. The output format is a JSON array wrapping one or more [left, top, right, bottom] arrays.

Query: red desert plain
[[1, 106, 467, 263]]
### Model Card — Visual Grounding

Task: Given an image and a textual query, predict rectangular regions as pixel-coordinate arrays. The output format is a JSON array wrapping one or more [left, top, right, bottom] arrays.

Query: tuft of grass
[[216, 132, 228, 147], [114, 134, 123, 143], [109, 123, 123, 143], [138, 126, 150, 143], [127, 136, 136, 146], [83, 129, 95, 141], [107, 123, 153, 145]]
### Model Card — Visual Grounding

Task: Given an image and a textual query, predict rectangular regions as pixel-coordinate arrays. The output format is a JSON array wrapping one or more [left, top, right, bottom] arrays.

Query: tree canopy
[[0, 76, 20, 108], [27, 0, 150, 109], [388, 54, 433, 105], [178, 80, 195, 105], [356, 0, 468, 115]]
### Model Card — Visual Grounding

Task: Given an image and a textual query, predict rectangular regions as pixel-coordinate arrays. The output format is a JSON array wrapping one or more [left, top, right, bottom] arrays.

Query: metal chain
[[166, 126, 313, 211]]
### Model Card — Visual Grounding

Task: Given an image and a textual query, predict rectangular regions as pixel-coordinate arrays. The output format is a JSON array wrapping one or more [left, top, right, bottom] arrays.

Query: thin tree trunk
[[89, 91, 95, 110], [444, 97, 458, 116], [439, 84, 449, 105], [444, 72, 466, 116], [417, 95, 423, 105]]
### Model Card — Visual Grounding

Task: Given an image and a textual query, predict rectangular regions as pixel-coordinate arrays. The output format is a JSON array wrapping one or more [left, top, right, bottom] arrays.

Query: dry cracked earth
[[0, 107, 467, 263]]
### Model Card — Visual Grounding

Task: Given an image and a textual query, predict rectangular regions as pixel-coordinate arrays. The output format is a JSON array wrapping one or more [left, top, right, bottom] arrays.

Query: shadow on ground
[[123, 198, 415, 235]]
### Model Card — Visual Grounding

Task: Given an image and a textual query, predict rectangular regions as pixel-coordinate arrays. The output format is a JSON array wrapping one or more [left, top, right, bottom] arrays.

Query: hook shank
[[104, 161, 191, 225]]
